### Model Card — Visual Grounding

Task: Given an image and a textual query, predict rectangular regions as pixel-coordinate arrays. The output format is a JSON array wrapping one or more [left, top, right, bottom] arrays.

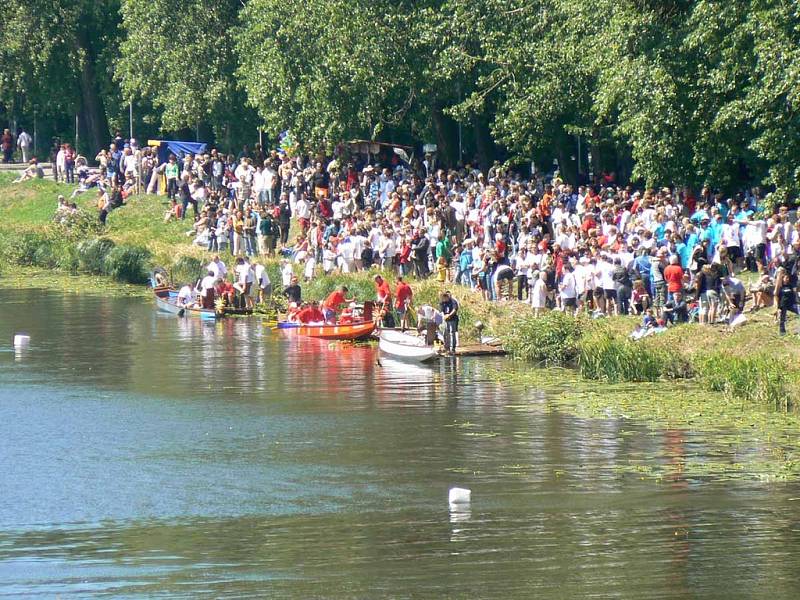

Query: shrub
[[501, 311, 585, 365], [56, 243, 81, 274], [304, 271, 376, 303], [14, 231, 56, 266], [694, 351, 793, 409], [578, 324, 690, 383], [77, 238, 116, 274], [171, 255, 204, 286], [104, 245, 152, 284]]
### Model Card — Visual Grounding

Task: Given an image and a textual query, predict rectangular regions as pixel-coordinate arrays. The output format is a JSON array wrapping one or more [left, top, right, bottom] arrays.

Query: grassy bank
[[0, 174, 525, 341], [2, 173, 798, 406], [499, 310, 800, 410]]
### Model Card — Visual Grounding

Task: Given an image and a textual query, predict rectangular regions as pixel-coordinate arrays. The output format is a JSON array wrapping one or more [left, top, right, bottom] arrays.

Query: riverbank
[[1, 174, 798, 408]]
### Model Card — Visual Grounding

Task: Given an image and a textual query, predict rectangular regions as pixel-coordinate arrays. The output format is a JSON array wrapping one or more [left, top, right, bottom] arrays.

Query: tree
[[0, 0, 118, 152], [116, 0, 256, 144]]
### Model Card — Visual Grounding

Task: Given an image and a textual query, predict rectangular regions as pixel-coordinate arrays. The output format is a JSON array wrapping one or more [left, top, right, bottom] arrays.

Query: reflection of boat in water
[[280, 321, 376, 341], [153, 286, 253, 320], [379, 330, 438, 362]]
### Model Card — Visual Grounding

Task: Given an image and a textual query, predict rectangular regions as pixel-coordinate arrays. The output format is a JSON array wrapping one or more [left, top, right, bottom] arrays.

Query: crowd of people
[[28, 129, 800, 337]]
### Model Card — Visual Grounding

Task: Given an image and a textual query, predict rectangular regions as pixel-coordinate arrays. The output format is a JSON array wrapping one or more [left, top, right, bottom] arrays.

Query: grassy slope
[[0, 172, 202, 265], [1, 173, 798, 350]]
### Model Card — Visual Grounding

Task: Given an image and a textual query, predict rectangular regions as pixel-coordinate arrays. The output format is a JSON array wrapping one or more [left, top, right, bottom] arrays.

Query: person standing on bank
[[440, 291, 459, 355], [16, 128, 32, 163], [775, 260, 799, 335]]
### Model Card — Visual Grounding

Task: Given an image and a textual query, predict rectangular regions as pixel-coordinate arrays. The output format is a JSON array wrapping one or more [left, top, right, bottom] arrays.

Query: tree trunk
[[473, 116, 496, 171], [75, 34, 109, 154], [431, 105, 456, 168], [555, 135, 577, 186]]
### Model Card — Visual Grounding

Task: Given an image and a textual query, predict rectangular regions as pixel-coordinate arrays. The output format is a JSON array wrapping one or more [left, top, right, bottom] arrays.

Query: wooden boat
[[379, 330, 439, 362], [281, 320, 376, 340], [153, 286, 252, 320]]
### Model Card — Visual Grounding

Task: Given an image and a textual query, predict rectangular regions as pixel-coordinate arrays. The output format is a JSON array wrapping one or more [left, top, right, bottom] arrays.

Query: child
[[322, 243, 337, 275], [164, 198, 182, 222], [304, 255, 316, 282], [631, 279, 652, 315], [437, 255, 448, 283]]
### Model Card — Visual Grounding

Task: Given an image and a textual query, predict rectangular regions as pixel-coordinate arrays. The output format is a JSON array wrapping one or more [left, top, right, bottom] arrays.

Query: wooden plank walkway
[[454, 344, 506, 357]]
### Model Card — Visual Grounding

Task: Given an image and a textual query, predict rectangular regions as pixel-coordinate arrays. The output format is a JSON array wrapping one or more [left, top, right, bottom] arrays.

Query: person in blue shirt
[[707, 214, 724, 254], [458, 243, 474, 287], [690, 207, 709, 225]]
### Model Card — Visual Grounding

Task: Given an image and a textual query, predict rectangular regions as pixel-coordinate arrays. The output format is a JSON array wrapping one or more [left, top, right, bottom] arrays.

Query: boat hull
[[379, 331, 439, 362], [153, 287, 251, 319], [282, 321, 376, 340]]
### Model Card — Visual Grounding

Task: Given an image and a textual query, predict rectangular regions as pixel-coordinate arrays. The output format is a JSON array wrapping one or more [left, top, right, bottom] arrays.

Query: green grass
[[2, 173, 800, 402]]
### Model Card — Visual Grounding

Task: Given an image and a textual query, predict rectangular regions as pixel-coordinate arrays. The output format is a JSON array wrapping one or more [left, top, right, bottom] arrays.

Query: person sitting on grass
[[12, 158, 43, 183], [749, 270, 773, 312], [662, 290, 689, 324]]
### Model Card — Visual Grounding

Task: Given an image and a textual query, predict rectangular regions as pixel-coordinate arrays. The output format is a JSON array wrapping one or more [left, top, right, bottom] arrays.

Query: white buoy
[[13, 334, 30, 348], [449, 487, 471, 507]]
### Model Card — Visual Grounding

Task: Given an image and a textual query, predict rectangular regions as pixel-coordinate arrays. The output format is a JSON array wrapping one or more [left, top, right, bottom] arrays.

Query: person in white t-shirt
[[233, 257, 254, 309], [177, 284, 195, 308], [206, 256, 227, 280], [560, 264, 578, 315], [199, 270, 217, 309], [253, 260, 271, 303]]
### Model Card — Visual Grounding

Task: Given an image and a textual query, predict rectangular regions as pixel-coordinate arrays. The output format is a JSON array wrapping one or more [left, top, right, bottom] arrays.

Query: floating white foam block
[[13, 334, 30, 348], [449, 487, 471, 506]]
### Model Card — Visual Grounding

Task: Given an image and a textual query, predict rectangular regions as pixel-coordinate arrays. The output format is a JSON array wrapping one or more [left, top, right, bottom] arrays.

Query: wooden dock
[[454, 343, 506, 357]]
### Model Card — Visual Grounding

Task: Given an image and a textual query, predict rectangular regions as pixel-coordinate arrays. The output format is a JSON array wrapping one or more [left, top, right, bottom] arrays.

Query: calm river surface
[[1, 288, 800, 598]]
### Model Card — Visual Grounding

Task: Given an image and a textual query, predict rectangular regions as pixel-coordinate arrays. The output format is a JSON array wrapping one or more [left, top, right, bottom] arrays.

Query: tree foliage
[[4, 0, 800, 196], [116, 0, 249, 136]]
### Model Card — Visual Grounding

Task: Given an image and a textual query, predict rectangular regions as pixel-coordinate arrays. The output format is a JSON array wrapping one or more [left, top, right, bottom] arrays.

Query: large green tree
[[0, 0, 119, 151], [116, 0, 256, 145]]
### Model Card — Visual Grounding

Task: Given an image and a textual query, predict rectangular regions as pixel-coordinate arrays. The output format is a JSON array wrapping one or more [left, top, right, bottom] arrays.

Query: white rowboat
[[379, 330, 439, 363]]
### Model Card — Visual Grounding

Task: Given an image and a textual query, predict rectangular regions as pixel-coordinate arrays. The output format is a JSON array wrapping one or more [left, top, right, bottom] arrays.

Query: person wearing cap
[[663, 254, 684, 303]]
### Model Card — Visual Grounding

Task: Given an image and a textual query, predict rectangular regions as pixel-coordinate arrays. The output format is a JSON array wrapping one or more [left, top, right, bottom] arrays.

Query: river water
[[1, 288, 799, 598]]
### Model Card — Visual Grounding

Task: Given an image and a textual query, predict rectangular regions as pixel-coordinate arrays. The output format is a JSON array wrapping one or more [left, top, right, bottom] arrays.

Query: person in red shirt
[[663, 255, 684, 301], [215, 279, 235, 308], [322, 285, 354, 322], [395, 276, 413, 330], [494, 233, 507, 259], [374, 275, 392, 310], [295, 301, 324, 324]]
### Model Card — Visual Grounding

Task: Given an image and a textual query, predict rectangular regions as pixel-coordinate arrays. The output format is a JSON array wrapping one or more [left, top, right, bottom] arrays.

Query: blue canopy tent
[[144, 140, 208, 195], [147, 140, 208, 164]]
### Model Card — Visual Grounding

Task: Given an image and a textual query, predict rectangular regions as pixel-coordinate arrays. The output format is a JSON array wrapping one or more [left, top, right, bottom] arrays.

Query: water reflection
[[1, 289, 800, 598]]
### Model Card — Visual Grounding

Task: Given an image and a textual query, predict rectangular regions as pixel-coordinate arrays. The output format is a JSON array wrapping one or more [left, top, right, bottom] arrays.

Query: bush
[[694, 351, 793, 408], [171, 255, 204, 286], [501, 311, 585, 365], [77, 238, 116, 274], [14, 231, 55, 266], [304, 271, 376, 303], [56, 243, 81, 274], [578, 324, 690, 383], [104, 245, 152, 284]]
